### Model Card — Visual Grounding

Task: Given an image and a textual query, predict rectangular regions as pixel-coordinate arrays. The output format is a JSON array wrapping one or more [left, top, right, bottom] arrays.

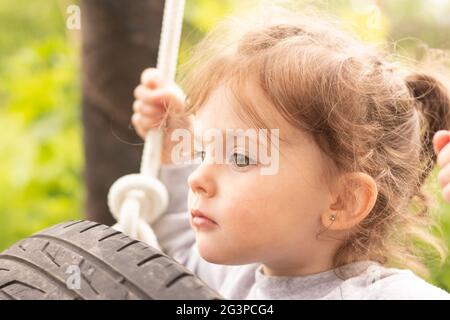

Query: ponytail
[[405, 73, 450, 184]]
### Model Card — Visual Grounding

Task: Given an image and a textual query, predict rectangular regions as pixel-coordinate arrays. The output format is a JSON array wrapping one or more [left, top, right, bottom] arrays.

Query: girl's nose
[[188, 164, 217, 198]]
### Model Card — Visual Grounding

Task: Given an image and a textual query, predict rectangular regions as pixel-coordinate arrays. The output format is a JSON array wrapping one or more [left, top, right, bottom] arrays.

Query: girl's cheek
[[226, 179, 273, 214], [223, 194, 266, 228]]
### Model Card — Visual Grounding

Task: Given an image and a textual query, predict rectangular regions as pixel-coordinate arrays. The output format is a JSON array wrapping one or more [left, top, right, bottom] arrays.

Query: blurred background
[[0, 0, 449, 290]]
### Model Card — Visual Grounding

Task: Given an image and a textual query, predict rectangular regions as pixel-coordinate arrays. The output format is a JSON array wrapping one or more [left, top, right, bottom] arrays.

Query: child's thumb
[[141, 68, 166, 89], [433, 130, 450, 155]]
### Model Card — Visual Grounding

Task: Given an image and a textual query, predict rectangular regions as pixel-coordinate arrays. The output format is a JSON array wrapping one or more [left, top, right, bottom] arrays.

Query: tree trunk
[[81, 0, 164, 225]]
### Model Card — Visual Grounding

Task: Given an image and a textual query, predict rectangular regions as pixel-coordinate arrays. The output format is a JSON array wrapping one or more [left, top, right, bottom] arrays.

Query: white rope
[[107, 0, 186, 249]]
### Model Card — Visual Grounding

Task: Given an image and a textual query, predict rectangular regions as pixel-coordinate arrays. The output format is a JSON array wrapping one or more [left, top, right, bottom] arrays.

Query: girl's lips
[[191, 209, 218, 229]]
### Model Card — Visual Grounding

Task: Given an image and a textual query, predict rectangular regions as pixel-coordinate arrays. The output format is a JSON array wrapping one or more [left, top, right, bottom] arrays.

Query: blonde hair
[[179, 6, 450, 277]]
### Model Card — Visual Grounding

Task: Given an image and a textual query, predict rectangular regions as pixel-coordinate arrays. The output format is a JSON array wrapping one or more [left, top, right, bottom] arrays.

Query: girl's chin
[[196, 240, 251, 265], [196, 240, 231, 264]]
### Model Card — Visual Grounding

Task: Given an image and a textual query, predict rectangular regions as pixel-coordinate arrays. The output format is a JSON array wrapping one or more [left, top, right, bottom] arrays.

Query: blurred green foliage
[[0, 0, 82, 249], [0, 0, 449, 291]]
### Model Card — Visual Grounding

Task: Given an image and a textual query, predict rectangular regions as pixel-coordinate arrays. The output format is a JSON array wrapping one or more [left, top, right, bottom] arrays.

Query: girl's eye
[[232, 153, 251, 167]]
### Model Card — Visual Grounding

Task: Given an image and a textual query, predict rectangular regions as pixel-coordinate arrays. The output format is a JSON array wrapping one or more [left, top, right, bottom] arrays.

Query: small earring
[[329, 214, 336, 222]]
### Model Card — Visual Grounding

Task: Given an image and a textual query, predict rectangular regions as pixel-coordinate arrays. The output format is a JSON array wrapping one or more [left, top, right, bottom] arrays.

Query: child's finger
[[433, 130, 450, 155], [133, 100, 165, 117], [140, 68, 166, 89], [134, 85, 169, 109], [132, 100, 141, 113], [437, 164, 450, 189], [443, 184, 450, 203], [145, 87, 185, 112], [135, 125, 149, 140], [437, 143, 450, 168], [134, 85, 153, 103], [132, 113, 164, 131], [134, 86, 183, 112]]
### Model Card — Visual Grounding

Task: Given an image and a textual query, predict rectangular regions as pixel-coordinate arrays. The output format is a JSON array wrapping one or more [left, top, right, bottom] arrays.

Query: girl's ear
[[321, 172, 378, 230]]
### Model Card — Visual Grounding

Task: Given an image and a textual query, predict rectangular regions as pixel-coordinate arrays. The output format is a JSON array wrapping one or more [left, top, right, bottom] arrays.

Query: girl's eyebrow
[[194, 128, 258, 139], [193, 128, 277, 148]]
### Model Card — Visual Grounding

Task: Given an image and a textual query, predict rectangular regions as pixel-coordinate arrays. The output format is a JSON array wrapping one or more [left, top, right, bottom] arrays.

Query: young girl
[[131, 7, 450, 299]]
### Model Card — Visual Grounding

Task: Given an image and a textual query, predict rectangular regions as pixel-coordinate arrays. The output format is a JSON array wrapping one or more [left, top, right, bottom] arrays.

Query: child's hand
[[132, 68, 192, 164], [132, 68, 189, 140], [434, 130, 450, 202]]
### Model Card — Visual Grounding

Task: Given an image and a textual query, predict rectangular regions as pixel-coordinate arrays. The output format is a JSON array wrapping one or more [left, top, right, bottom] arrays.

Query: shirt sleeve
[[152, 163, 240, 292]]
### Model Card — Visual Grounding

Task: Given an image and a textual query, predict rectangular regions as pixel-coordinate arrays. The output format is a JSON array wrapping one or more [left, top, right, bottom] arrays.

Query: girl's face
[[187, 85, 339, 276]]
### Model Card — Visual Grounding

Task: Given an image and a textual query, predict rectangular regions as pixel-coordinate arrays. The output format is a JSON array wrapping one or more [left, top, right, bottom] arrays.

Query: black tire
[[0, 220, 222, 300]]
